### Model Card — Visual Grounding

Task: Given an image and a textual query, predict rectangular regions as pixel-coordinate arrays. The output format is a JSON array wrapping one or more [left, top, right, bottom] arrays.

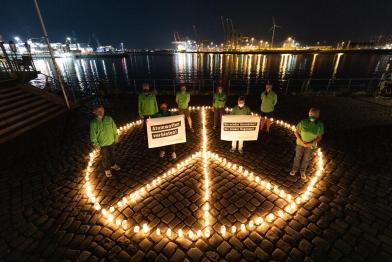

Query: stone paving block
[[2, 100, 392, 261]]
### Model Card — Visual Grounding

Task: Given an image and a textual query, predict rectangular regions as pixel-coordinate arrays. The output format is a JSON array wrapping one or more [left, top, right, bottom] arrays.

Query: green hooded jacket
[[213, 92, 227, 109], [231, 105, 252, 115], [260, 91, 277, 113], [90, 116, 118, 147], [138, 92, 158, 116]]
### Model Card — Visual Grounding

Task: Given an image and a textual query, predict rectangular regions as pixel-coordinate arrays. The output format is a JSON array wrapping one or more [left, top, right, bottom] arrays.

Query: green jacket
[[176, 92, 190, 109], [296, 118, 324, 149], [90, 116, 118, 147], [213, 92, 227, 109], [260, 91, 277, 113], [138, 92, 158, 116], [231, 105, 252, 115]]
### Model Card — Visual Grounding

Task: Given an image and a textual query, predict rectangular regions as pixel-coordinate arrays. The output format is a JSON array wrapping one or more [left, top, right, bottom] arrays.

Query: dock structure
[[0, 39, 70, 144]]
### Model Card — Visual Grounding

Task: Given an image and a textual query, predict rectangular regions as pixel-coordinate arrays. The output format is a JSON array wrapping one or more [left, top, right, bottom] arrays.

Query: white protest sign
[[221, 115, 261, 141], [146, 115, 186, 148]]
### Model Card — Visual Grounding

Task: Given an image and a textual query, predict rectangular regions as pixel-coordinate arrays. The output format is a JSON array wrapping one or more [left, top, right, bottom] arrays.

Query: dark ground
[[0, 94, 392, 261]]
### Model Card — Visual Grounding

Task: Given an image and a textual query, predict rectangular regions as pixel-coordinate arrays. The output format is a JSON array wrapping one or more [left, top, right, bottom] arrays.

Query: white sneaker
[[238, 149, 243, 154], [301, 172, 307, 180], [171, 152, 177, 159], [290, 170, 296, 176], [105, 170, 112, 177], [111, 164, 121, 171], [159, 151, 165, 158], [230, 148, 236, 153]]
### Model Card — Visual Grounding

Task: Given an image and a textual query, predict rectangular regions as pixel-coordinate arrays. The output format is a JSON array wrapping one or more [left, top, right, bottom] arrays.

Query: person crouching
[[230, 96, 252, 154], [152, 102, 177, 159]]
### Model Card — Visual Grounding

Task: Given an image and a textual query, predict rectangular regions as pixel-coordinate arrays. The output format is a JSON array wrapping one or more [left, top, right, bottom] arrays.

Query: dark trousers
[[214, 108, 225, 127], [101, 144, 115, 170], [160, 144, 176, 153], [292, 145, 314, 173]]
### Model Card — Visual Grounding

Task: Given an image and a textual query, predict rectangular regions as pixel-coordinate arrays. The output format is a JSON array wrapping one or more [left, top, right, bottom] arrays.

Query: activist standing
[[260, 83, 277, 133], [138, 83, 158, 121], [176, 84, 194, 132], [230, 96, 252, 154], [90, 105, 121, 178], [152, 102, 177, 159], [290, 108, 324, 180], [212, 86, 227, 129]]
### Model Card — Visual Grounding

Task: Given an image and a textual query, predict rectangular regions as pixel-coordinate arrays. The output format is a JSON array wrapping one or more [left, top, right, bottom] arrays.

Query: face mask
[[238, 103, 245, 108], [309, 116, 317, 122]]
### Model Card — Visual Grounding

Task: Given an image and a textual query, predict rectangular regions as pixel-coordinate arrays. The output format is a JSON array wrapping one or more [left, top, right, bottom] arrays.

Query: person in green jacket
[[176, 84, 193, 132], [90, 105, 120, 178], [212, 85, 227, 129], [290, 108, 324, 180], [230, 96, 252, 154], [260, 83, 277, 133], [138, 83, 158, 120], [152, 102, 177, 160]]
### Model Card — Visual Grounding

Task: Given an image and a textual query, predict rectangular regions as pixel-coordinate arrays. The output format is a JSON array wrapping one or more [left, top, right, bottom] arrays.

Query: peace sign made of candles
[[83, 106, 326, 240]]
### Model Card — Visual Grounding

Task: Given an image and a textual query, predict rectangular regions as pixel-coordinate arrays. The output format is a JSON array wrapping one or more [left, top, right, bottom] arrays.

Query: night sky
[[1, 0, 391, 49]]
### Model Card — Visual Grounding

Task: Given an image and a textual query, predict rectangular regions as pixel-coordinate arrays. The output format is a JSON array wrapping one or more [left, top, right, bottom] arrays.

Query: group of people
[[90, 83, 324, 180]]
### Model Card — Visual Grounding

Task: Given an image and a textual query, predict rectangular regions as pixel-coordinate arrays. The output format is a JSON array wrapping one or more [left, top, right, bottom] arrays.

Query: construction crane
[[92, 33, 101, 48], [173, 32, 181, 42]]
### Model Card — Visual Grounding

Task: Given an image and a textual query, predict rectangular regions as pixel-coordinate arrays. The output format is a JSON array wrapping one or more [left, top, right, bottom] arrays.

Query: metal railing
[[28, 75, 383, 106], [29, 73, 99, 105], [124, 77, 380, 96]]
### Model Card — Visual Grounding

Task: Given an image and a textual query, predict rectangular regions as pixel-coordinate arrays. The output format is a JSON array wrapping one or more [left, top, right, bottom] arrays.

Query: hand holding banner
[[147, 115, 186, 148], [221, 115, 261, 141]]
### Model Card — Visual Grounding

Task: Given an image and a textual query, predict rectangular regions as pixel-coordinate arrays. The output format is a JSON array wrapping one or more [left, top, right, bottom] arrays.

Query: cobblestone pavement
[[1, 95, 392, 261]]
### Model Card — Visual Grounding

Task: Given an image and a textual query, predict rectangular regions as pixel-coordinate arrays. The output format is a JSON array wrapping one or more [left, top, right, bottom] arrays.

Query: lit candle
[[166, 228, 172, 237]]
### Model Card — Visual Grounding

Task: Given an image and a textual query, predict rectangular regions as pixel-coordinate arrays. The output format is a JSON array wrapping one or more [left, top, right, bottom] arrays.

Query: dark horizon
[[1, 0, 392, 49]]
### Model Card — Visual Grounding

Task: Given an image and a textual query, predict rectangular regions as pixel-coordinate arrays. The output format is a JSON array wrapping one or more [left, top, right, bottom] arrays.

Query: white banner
[[221, 115, 261, 141], [146, 115, 186, 148]]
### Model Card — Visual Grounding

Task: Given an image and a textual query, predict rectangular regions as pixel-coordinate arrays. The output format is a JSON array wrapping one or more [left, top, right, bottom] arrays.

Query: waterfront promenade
[[0, 95, 392, 261]]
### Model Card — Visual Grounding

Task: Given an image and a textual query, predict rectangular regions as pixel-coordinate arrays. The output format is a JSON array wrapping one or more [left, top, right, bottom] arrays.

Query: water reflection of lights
[[102, 60, 108, 80], [219, 54, 223, 75], [309, 54, 318, 76], [176, 52, 186, 77], [261, 55, 267, 77], [332, 53, 343, 78], [246, 55, 253, 79], [279, 54, 295, 79], [256, 54, 261, 78], [209, 53, 214, 76]]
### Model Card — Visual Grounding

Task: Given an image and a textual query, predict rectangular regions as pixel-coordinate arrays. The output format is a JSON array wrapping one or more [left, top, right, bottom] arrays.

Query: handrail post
[[33, 0, 70, 109], [327, 79, 332, 92], [133, 79, 137, 93], [348, 79, 352, 91], [172, 80, 176, 96], [285, 79, 290, 95], [228, 80, 231, 96]]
